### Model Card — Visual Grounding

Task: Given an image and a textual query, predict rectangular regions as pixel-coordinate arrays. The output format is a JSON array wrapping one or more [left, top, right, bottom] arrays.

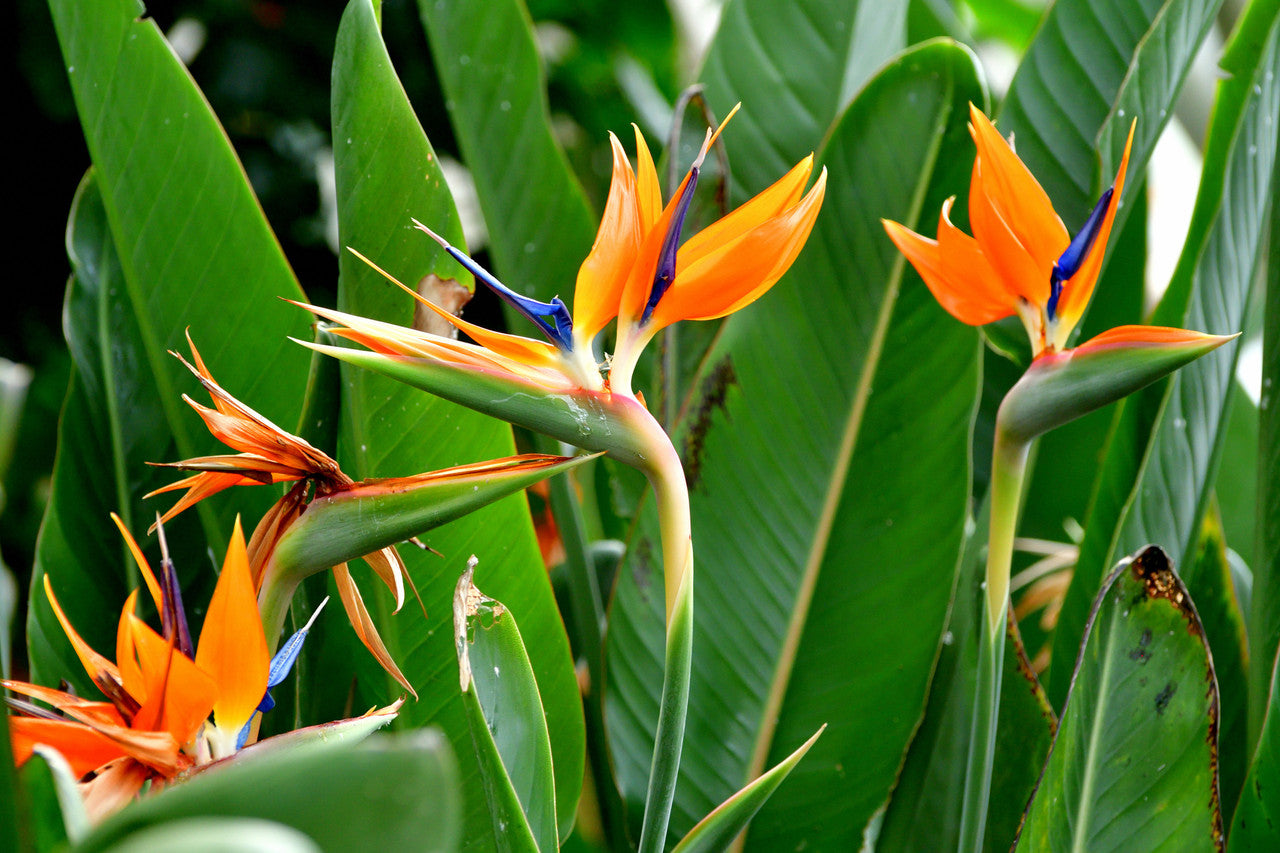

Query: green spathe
[[998, 332, 1237, 444]]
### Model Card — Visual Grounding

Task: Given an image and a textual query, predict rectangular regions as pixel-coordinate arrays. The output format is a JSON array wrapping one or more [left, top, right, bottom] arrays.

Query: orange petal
[[649, 168, 827, 329], [1057, 120, 1135, 332], [883, 200, 1016, 325], [9, 717, 130, 776], [111, 514, 162, 614], [362, 547, 407, 613], [415, 298, 562, 369], [677, 154, 813, 268], [145, 471, 248, 528], [332, 564, 416, 698], [618, 170, 693, 325], [2, 680, 126, 728], [43, 575, 123, 690], [574, 132, 644, 342], [116, 590, 147, 706], [967, 104, 1068, 274], [195, 518, 269, 735]]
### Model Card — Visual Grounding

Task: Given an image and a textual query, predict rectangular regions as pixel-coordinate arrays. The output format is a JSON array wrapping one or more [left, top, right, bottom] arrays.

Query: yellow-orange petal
[[883, 201, 1014, 325], [9, 717, 130, 776], [574, 132, 644, 342], [332, 563, 417, 698], [43, 575, 123, 690], [195, 518, 269, 736], [415, 297, 563, 370], [618, 169, 694, 325], [1056, 120, 1136, 334], [677, 154, 814, 268], [648, 169, 827, 330], [634, 125, 663, 230], [111, 514, 163, 614], [967, 104, 1068, 273], [968, 155, 1053, 307]]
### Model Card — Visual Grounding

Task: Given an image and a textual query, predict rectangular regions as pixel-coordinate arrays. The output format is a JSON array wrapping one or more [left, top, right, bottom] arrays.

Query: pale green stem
[[628, 402, 695, 853], [958, 427, 1029, 852], [257, 568, 299, 658]]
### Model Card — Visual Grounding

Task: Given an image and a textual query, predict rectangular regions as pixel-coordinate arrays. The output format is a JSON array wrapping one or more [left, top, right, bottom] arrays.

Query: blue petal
[[1048, 187, 1113, 319], [256, 597, 329, 715], [235, 713, 257, 751], [640, 164, 702, 326], [439, 243, 575, 351]]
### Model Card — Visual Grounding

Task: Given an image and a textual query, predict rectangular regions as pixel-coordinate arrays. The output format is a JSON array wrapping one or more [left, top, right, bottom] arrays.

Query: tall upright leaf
[[415, 0, 596, 304], [330, 1, 583, 845], [605, 42, 984, 849], [33, 0, 312, 687], [1051, 2, 1280, 705], [698, 0, 908, 198]]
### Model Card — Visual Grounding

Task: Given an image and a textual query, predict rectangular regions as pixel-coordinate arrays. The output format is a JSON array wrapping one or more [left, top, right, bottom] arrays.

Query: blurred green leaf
[[415, 0, 596, 305], [330, 1, 583, 846], [76, 732, 461, 853], [455, 566, 558, 851], [33, 0, 313, 691], [1015, 547, 1223, 851], [1051, 2, 1280, 706], [101, 818, 321, 853], [16, 747, 87, 851], [606, 41, 984, 849]]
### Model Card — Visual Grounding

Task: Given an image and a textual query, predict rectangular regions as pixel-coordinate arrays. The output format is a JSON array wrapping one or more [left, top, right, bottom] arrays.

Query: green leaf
[[1229, 646, 1280, 849], [698, 0, 909, 200], [1050, 2, 1280, 706], [605, 41, 985, 849], [1214, 380, 1259, 569], [415, 0, 596, 304], [330, 1, 583, 845], [670, 726, 824, 853], [878, 500, 1058, 853], [33, 0, 312, 691], [76, 732, 462, 853], [100, 818, 321, 853], [999, 0, 1222, 236], [454, 564, 558, 852], [1014, 547, 1223, 851]]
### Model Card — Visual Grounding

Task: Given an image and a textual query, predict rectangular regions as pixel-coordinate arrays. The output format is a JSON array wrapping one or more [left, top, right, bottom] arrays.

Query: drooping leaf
[[1051, 2, 1280, 706], [75, 733, 462, 853], [605, 41, 984, 849], [330, 2, 583, 846], [1014, 547, 1223, 851], [454, 565, 558, 852]]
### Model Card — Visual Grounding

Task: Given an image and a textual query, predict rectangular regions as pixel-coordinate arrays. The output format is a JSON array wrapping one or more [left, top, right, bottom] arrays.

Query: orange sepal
[[633, 125, 663, 230], [194, 518, 269, 736], [8, 717, 129, 776], [110, 514, 163, 615], [127, 612, 216, 745], [332, 564, 416, 698], [649, 168, 827, 329], [1072, 324, 1230, 352]]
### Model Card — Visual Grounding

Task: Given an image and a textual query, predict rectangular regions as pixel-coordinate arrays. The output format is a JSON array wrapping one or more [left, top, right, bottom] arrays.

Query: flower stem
[[632, 406, 695, 853], [958, 428, 1028, 851]]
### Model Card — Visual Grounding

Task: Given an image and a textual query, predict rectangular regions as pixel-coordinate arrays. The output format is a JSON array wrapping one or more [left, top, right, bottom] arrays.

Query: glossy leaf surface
[[605, 41, 984, 849]]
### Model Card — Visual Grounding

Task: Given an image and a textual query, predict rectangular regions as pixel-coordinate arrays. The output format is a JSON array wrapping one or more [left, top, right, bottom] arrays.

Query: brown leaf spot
[[413, 274, 472, 337], [681, 356, 737, 489]]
